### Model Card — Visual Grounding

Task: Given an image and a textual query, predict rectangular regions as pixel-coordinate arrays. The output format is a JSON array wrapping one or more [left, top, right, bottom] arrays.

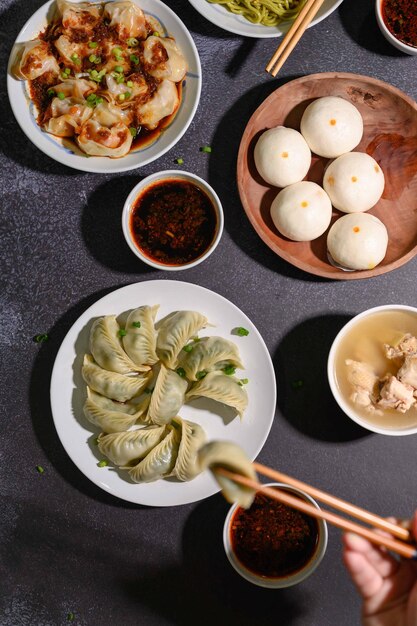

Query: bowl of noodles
[[187, 0, 344, 38]]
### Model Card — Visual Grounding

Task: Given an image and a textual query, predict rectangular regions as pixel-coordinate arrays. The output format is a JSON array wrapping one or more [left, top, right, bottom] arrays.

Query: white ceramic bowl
[[122, 170, 224, 270], [223, 483, 328, 588], [375, 0, 417, 55], [328, 304, 417, 436], [7, 0, 202, 173]]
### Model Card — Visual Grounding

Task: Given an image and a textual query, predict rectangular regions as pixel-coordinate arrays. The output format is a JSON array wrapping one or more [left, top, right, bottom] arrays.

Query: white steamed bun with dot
[[323, 152, 385, 213], [327, 213, 388, 270], [300, 96, 363, 158], [254, 126, 311, 188], [270, 181, 332, 242]]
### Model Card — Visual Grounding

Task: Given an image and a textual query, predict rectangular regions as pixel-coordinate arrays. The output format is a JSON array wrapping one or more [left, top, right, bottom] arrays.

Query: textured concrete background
[[1, 0, 417, 624]]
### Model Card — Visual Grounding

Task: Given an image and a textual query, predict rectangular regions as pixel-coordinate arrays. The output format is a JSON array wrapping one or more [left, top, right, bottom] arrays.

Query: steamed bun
[[254, 126, 311, 188], [300, 96, 363, 158], [327, 213, 388, 270], [323, 152, 385, 213], [270, 181, 332, 242]]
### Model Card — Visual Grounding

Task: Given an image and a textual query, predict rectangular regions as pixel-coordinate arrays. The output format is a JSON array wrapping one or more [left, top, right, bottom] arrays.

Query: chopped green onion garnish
[[118, 329, 127, 337], [176, 367, 186, 378], [130, 54, 139, 65], [89, 54, 99, 63], [114, 65, 123, 73], [235, 327, 249, 336], [86, 93, 96, 102], [175, 157, 184, 165], [126, 80, 133, 87], [223, 365, 236, 376], [196, 370, 207, 380], [292, 380, 304, 389], [70, 53, 78, 60], [74, 58, 81, 65], [34, 333, 49, 342], [183, 344, 193, 353], [116, 74, 125, 84], [200, 145, 212, 153], [126, 37, 139, 46], [64, 67, 71, 75], [125, 91, 131, 99], [129, 127, 137, 138], [36, 465, 45, 474], [192, 336, 200, 342], [118, 93, 125, 101], [238, 378, 249, 386], [97, 460, 108, 468], [113, 46, 122, 52], [57, 91, 66, 100], [67, 612, 75, 622], [153, 31, 160, 37], [132, 320, 141, 327], [47, 88, 55, 97], [96, 97, 103, 104], [88, 68, 106, 82], [89, 41, 98, 48]]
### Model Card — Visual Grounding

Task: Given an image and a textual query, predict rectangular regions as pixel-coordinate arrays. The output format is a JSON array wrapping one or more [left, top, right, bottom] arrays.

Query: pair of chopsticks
[[217, 463, 417, 559], [266, 0, 326, 77]]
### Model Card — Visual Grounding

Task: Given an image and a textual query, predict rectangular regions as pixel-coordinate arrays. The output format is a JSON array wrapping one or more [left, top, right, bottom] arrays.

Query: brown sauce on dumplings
[[129, 179, 218, 266]]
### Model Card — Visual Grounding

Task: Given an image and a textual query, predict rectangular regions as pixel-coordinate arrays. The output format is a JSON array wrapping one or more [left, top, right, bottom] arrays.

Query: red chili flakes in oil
[[231, 493, 319, 578], [130, 179, 218, 266], [382, 0, 417, 47]]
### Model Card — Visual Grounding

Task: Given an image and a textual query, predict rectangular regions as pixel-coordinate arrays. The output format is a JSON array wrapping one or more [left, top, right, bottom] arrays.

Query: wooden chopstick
[[266, 0, 326, 77], [217, 469, 417, 560], [253, 462, 411, 542]]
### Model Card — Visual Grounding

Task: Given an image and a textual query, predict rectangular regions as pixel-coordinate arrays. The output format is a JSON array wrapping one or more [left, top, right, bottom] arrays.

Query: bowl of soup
[[223, 483, 328, 588], [328, 305, 417, 435]]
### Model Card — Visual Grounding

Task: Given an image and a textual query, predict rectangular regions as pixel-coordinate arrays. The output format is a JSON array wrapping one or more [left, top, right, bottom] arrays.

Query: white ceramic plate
[[50, 280, 277, 506], [7, 0, 201, 173], [188, 0, 344, 38]]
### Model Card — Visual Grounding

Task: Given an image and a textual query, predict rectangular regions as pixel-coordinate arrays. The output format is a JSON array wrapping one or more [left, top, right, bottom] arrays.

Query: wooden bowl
[[237, 72, 417, 280]]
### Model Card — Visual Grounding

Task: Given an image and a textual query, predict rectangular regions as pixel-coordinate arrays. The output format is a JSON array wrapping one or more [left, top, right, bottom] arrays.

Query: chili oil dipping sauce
[[223, 483, 328, 588], [122, 171, 224, 271], [376, 0, 417, 54]]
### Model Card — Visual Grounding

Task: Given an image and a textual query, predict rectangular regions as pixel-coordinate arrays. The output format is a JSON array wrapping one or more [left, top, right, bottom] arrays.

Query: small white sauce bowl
[[328, 304, 417, 436], [223, 483, 328, 588], [122, 170, 224, 271], [375, 0, 417, 55]]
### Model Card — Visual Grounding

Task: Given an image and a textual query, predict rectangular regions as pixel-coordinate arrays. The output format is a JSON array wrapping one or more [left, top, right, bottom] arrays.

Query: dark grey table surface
[[1, 0, 417, 624]]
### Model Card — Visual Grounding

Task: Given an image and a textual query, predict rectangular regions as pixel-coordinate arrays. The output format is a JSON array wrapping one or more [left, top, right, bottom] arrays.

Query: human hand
[[343, 512, 417, 626]]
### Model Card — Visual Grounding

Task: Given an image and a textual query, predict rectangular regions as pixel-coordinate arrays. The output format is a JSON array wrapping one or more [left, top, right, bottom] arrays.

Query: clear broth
[[334, 310, 417, 430]]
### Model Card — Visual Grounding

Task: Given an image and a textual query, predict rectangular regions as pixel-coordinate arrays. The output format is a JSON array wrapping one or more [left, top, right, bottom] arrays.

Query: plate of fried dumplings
[[50, 280, 276, 506]]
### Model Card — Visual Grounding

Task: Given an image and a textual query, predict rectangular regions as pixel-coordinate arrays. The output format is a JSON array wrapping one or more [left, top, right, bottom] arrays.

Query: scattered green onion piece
[[34, 333, 49, 342], [192, 336, 200, 342], [200, 145, 212, 153], [182, 344, 193, 353], [153, 31, 160, 37], [67, 613, 75, 622], [175, 157, 184, 165], [89, 54, 97, 63], [238, 378, 249, 386], [126, 37, 139, 46], [126, 80, 133, 87], [129, 127, 137, 138], [36, 465, 45, 474], [74, 58, 81, 65], [118, 93, 125, 101], [70, 53, 78, 60], [113, 46, 122, 52], [86, 93, 96, 102], [64, 67, 71, 75], [114, 65, 123, 73], [176, 367, 186, 378], [47, 88, 55, 97], [96, 97, 103, 104], [97, 460, 108, 468], [130, 54, 139, 65], [223, 365, 236, 376], [132, 320, 141, 327], [118, 328, 127, 337], [125, 91, 131, 99], [116, 75, 125, 84], [89, 41, 98, 48], [196, 370, 207, 380], [235, 326, 249, 336], [292, 380, 304, 389]]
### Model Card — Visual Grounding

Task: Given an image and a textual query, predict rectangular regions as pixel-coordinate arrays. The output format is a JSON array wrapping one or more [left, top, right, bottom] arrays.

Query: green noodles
[[207, 0, 307, 27]]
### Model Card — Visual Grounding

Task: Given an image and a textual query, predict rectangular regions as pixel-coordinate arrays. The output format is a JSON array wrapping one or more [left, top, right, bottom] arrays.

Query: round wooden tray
[[237, 72, 417, 280]]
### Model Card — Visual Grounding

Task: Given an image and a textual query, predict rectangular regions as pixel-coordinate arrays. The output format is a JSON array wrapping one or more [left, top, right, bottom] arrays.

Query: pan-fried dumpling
[[127, 427, 181, 483], [178, 336, 244, 381], [148, 364, 188, 425], [78, 120, 133, 157], [89, 316, 148, 374], [142, 36, 187, 82], [49, 78, 96, 99], [104, 1, 147, 40], [82, 355, 151, 401], [57, 0, 102, 34], [84, 387, 149, 432], [197, 441, 256, 508], [136, 79, 179, 130], [98, 424, 167, 465], [156, 310, 209, 369], [172, 417, 206, 481], [122, 305, 159, 367], [186, 371, 248, 417], [12, 40, 60, 80], [44, 97, 93, 137]]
